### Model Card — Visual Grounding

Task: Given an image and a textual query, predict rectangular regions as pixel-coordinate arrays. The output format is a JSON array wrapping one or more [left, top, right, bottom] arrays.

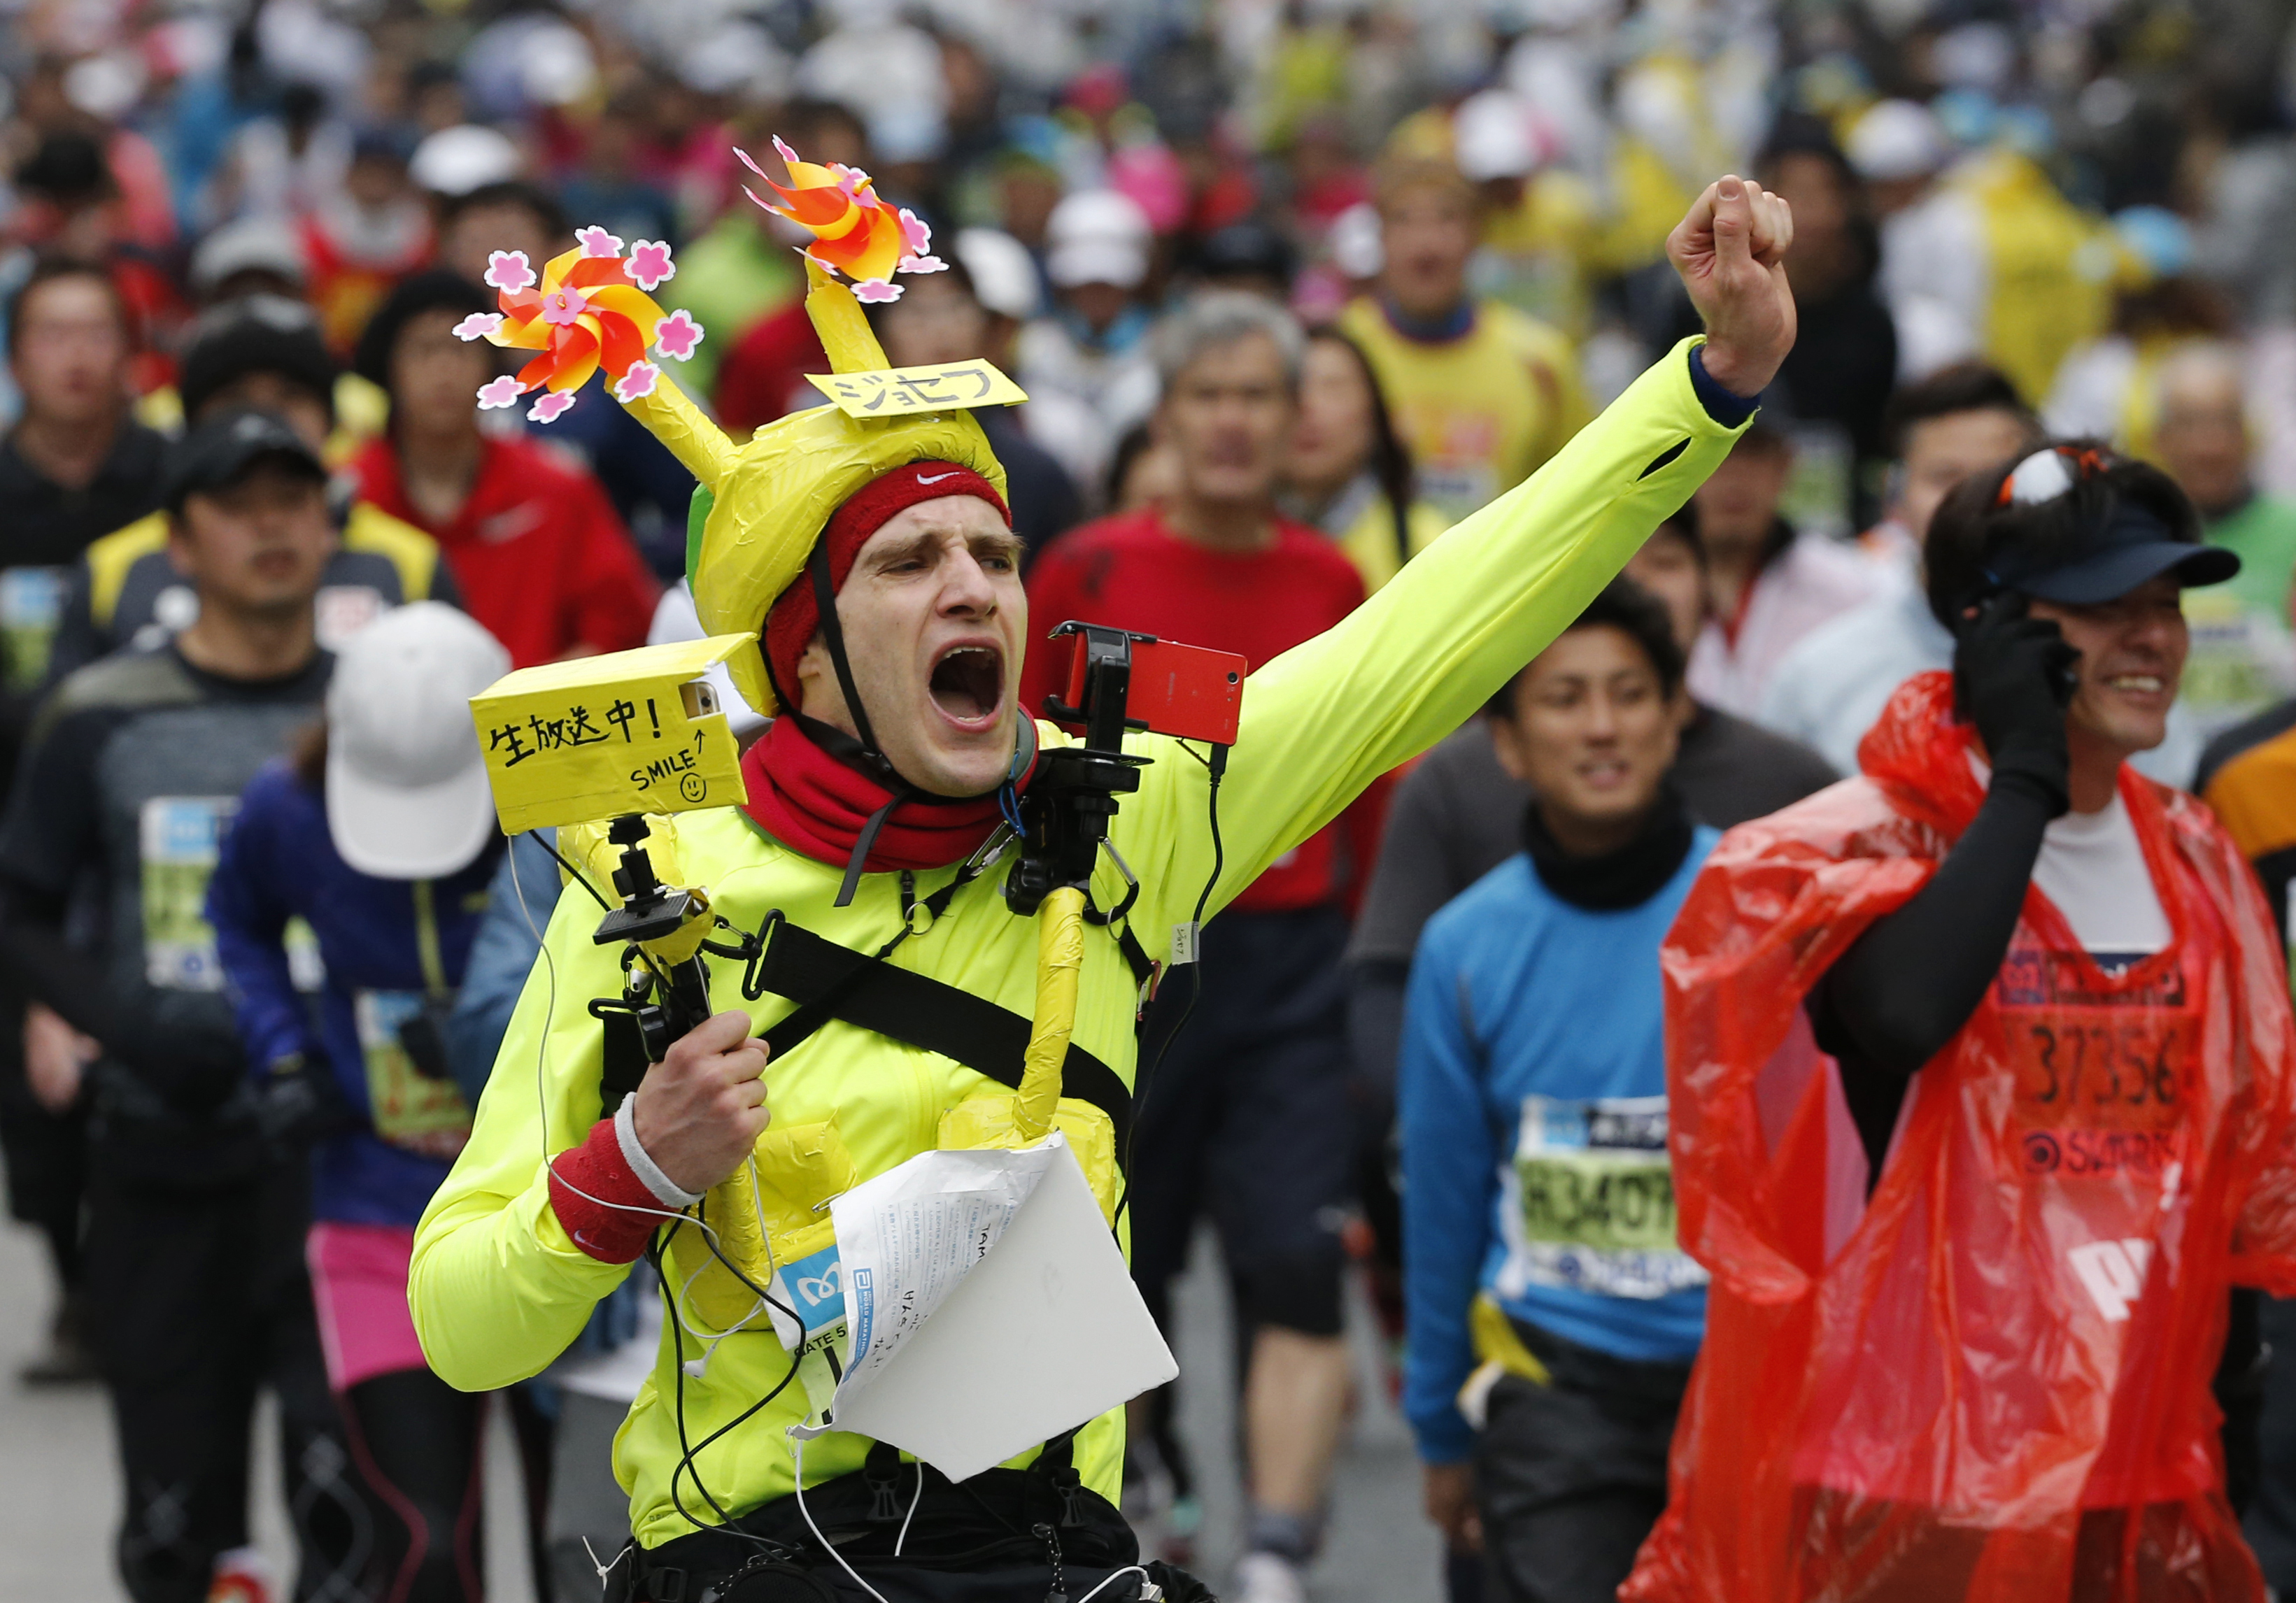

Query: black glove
[[1953, 590, 2078, 817], [255, 1052, 354, 1147], [395, 1002, 456, 1083]]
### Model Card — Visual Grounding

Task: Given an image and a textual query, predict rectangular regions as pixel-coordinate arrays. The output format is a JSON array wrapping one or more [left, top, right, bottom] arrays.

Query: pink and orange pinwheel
[[737, 136, 945, 303], [458, 230, 703, 423]]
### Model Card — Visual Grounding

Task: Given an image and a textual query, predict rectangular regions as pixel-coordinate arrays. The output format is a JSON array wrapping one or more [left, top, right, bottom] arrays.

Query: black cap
[[178, 297, 337, 423], [1989, 500, 2241, 605], [162, 409, 328, 514]]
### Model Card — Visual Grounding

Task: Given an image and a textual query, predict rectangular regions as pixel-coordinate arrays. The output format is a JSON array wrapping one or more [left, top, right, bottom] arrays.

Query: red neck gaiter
[[739, 715, 1014, 875]]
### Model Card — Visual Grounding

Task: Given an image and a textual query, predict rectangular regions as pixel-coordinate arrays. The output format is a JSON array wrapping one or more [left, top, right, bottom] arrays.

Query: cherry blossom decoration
[[653, 309, 704, 362], [456, 235, 706, 423], [737, 136, 946, 304]]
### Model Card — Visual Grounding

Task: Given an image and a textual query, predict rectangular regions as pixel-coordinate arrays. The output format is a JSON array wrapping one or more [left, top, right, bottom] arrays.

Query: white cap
[[1846, 99, 1948, 183], [1454, 89, 1538, 181], [409, 124, 523, 197], [1045, 190, 1151, 290], [518, 20, 597, 108], [954, 227, 1040, 321], [190, 218, 309, 296], [325, 604, 511, 880], [64, 51, 148, 121]]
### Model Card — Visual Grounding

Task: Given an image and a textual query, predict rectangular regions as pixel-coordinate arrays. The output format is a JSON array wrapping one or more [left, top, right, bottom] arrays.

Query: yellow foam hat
[[617, 256, 1009, 718]]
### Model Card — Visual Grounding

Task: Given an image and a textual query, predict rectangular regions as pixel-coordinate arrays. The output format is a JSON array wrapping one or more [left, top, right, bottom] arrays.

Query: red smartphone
[[1056, 633, 1246, 746]]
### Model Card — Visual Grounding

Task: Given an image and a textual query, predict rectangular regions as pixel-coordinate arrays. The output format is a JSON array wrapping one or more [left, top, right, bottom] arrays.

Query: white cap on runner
[[325, 602, 510, 880]]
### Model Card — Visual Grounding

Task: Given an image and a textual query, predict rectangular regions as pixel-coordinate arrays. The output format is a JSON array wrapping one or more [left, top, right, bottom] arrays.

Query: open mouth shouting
[[928, 640, 1006, 731]]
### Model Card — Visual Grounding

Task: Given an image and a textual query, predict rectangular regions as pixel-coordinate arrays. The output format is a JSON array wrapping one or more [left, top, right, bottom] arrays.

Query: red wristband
[[548, 1118, 669, 1264]]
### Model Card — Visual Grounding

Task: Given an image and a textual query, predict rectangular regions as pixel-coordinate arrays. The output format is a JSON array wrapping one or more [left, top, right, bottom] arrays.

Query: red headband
[[763, 459, 1011, 704]]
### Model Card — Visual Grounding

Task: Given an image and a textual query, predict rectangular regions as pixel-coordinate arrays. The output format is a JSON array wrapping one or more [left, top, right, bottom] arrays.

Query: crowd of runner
[[10, 0, 2296, 1600]]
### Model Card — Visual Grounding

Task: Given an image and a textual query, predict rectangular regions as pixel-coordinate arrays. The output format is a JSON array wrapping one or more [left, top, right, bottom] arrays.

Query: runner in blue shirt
[[1400, 578, 1720, 1603]]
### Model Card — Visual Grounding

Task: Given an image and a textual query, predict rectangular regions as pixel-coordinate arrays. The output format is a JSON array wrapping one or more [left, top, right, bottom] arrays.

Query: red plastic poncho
[[1625, 671, 2296, 1603]]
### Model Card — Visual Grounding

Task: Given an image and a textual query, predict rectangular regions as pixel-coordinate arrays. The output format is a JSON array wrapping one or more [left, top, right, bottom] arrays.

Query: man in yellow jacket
[[1340, 152, 1593, 525], [409, 171, 1795, 1600]]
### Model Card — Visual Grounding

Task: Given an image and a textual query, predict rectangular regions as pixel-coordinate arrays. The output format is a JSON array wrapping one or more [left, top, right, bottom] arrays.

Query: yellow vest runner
[[1340, 297, 1592, 524]]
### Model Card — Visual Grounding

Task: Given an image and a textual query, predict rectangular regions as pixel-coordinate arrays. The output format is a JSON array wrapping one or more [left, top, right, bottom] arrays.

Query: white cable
[[894, 1462, 922, 1555], [791, 1434, 895, 1603], [582, 1535, 623, 1582], [669, 1236, 739, 1370], [1071, 1566, 1150, 1603], [793, 1433, 1138, 1601], [748, 1154, 782, 1285], [511, 836, 732, 1244], [511, 836, 785, 1508]]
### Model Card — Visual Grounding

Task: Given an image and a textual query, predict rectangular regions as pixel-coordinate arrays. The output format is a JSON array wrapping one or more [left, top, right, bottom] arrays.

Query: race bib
[[1994, 944, 2193, 1180], [139, 797, 323, 992], [1503, 1094, 1707, 1300], [771, 1238, 854, 1423], [0, 566, 67, 693], [2177, 590, 2296, 736], [140, 797, 234, 990], [354, 988, 470, 1157], [314, 585, 386, 650], [771, 1240, 851, 1357], [1415, 459, 1496, 520]]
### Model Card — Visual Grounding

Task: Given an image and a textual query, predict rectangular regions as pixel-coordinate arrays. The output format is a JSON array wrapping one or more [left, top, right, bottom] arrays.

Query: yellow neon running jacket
[[409, 339, 1747, 1548]]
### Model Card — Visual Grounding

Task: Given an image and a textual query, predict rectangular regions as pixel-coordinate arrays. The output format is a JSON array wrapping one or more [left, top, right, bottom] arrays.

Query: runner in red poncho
[[1626, 443, 2296, 1602]]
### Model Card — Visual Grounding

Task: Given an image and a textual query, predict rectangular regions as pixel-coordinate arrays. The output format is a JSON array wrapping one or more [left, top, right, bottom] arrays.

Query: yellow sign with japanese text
[[469, 634, 755, 833], [805, 361, 1028, 418]]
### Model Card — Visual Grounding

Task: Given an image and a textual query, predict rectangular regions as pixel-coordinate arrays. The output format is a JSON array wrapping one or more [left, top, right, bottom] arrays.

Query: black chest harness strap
[[600, 844, 1152, 1151], [748, 914, 1133, 1160]]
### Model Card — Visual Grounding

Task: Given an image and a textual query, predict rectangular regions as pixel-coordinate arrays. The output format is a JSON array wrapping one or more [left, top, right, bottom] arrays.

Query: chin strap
[[797, 539, 1037, 907], [805, 539, 914, 906], [808, 542, 895, 783]]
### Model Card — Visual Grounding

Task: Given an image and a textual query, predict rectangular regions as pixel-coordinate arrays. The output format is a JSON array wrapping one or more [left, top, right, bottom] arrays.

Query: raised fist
[[1667, 176, 1797, 398]]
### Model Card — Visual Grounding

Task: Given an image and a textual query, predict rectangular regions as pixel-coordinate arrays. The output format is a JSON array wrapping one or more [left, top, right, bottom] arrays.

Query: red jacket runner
[[1021, 506, 1380, 913], [1627, 671, 2296, 1602], [353, 433, 658, 669]]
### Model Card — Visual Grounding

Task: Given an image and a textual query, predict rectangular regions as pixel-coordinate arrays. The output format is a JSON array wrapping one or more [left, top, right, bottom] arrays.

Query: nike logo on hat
[[915, 471, 960, 485]]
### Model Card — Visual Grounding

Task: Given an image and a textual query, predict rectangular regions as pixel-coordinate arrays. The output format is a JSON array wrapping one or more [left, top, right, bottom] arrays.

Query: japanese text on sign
[[485, 696, 661, 768], [805, 361, 1028, 419], [469, 635, 756, 832]]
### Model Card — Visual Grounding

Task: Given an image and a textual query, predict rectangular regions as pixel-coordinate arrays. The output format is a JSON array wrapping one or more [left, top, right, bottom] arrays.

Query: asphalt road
[[0, 1218, 1440, 1601]]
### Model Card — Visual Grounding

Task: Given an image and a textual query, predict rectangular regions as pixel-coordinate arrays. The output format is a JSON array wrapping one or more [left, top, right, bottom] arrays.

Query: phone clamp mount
[[1005, 622, 1154, 918], [584, 813, 726, 1067]]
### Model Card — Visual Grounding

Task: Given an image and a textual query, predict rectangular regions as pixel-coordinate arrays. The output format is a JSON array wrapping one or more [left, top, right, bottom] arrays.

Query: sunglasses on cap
[[1978, 444, 2239, 605], [1994, 444, 2110, 508]]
